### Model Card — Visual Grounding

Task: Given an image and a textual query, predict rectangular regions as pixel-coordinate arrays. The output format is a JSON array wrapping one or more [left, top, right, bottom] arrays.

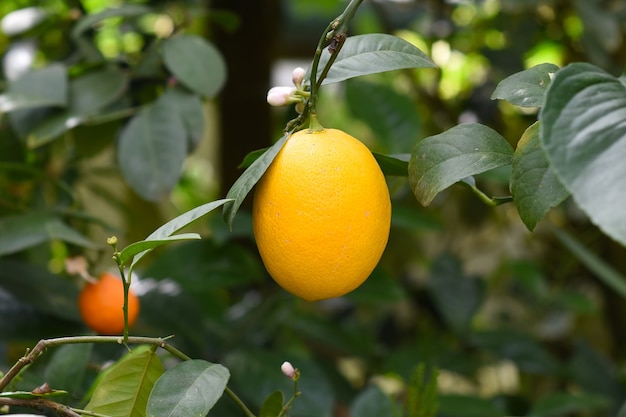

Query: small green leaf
[[238, 147, 269, 169], [540, 62, 626, 246], [491, 63, 559, 107], [510, 122, 569, 230], [129, 199, 233, 271], [373, 152, 409, 177], [260, 391, 284, 417], [146, 360, 230, 417], [86, 348, 165, 417], [349, 385, 395, 417], [223, 132, 289, 228], [163, 35, 227, 98], [118, 97, 187, 201], [2, 64, 67, 112], [408, 123, 513, 206], [118, 234, 201, 266], [313, 33, 435, 85]]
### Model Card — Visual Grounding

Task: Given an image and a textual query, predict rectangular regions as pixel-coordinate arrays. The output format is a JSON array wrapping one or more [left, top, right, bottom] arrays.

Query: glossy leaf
[[491, 63, 559, 107], [118, 97, 187, 201], [345, 79, 421, 153], [313, 33, 435, 85], [373, 152, 409, 176], [223, 132, 289, 228], [86, 349, 164, 417], [163, 35, 227, 98], [2, 64, 67, 112], [125, 198, 232, 270], [118, 234, 200, 266], [260, 391, 284, 417], [408, 123, 514, 206], [540, 62, 626, 246], [0, 211, 97, 256], [510, 122, 569, 230], [146, 360, 230, 417], [349, 385, 395, 417]]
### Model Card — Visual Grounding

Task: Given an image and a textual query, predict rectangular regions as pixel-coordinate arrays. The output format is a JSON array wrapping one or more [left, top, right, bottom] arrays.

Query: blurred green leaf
[[409, 123, 513, 206], [428, 253, 484, 334], [163, 35, 227, 98], [87, 348, 164, 417], [349, 385, 395, 417], [574, 0, 621, 53], [438, 395, 502, 417], [510, 122, 569, 230], [2, 64, 67, 112], [71, 5, 152, 39], [529, 392, 610, 417], [540, 62, 626, 246], [313, 33, 436, 85], [160, 87, 205, 149], [44, 343, 93, 396], [346, 79, 420, 153], [223, 132, 289, 228], [147, 360, 229, 417], [118, 96, 187, 201], [260, 390, 284, 417], [346, 267, 406, 304], [491, 63, 559, 107]]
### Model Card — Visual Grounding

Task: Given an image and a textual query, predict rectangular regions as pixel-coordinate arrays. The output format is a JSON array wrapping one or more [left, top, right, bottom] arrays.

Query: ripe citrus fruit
[[78, 272, 140, 334], [253, 128, 391, 301]]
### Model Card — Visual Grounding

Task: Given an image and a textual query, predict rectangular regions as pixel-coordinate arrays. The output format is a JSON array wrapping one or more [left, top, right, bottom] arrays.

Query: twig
[[0, 397, 82, 417]]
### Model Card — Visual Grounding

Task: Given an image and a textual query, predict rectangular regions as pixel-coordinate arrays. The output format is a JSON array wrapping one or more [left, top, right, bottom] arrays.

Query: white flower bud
[[281, 361, 296, 379], [291, 67, 307, 87], [267, 86, 297, 107]]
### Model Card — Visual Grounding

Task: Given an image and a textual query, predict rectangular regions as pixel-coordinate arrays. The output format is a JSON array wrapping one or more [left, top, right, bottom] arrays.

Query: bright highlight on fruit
[[78, 272, 140, 334], [253, 128, 391, 301]]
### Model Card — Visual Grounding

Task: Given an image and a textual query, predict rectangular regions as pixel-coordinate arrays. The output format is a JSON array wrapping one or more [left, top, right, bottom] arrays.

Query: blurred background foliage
[[1, 0, 626, 416]]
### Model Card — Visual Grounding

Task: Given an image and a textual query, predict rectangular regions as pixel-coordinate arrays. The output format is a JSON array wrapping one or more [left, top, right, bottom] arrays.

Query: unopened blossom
[[281, 361, 296, 379], [267, 86, 297, 107]]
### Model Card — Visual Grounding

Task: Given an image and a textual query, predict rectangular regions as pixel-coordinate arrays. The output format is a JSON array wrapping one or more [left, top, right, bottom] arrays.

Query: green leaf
[[223, 132, 289, 228], [146, 360, 230, 417], [44, 343, 93, 395], [349, 385, 395, 417], [491, 63, 559, 107], [2, 64, 67, 112], [346, 79, 421, 153], [554, 229, 626, 300], [127, 198, 233, 271], [238, 147, 269, 169], [540, 62, 626, 246], [86, 348, 165, 417], [408, 123, 514, 206], [72, 5, 153, 39], [0, 211, 97, 256], [313, 33, 435, 85], [428, 253, 483, 334], [373, 153, 409, 176], [510, 122, 569, 230], [118, 234, 200, 266], [162, 35, 227, 98], [260, 391, 284, 417], [529, 392, 610, 417], [160, 87, 205, 149], [118, 97, 187, 201], [438, 395, 502, 417]]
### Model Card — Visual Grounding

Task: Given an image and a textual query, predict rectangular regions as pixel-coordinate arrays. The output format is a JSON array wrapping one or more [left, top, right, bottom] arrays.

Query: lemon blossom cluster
[[267, 67, 309, 111]]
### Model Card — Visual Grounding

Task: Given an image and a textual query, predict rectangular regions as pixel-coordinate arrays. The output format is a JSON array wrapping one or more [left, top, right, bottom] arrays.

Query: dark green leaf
[[2, 64, 67, 112], [146, 360, 230, 417], [127, 198, 233, 270], [438, 395, 502, 417], [554, 228, 626, 300], [313, 33, 435, 85], [409, 123, 513, 206], [260, 391, 284, 417], [428, 253, 483, 334], [574, 0, 621, 54], [163, 35, 227, 98], [373, 152, 409, 176], [346, 79, 421, 153], [529, 392, 610, 417], [160, 87, 205, 149], [491, 63, 559, 107], [540, 62, 626, 246], [346, 267, 406, 304], [44, 343, 93, 395], [511, 122, 569, 230], [0, 211, 97, 256], [118, 97, 187, 201], [223, 132, 289, 228], [349, 385, 395, 417], [238, 147, 269, 169], [71, 5, 153, 39], [87, 348, 164, 417]]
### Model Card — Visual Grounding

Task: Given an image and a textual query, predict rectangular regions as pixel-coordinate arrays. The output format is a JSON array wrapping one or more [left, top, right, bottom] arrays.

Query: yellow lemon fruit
[[252, 128, 391, 301]]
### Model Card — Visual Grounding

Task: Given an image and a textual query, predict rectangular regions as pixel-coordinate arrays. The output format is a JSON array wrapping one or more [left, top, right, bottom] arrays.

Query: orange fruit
[[78, 272, 140, 334], [252, 128, 391, 301]]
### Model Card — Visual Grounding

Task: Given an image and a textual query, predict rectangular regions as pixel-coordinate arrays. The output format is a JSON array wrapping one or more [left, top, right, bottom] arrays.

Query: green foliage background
[[1, 0, 626, 416]]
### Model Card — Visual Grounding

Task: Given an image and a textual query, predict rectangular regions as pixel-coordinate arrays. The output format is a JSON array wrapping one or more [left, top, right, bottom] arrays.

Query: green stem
[[224, 387, 256, 417]]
